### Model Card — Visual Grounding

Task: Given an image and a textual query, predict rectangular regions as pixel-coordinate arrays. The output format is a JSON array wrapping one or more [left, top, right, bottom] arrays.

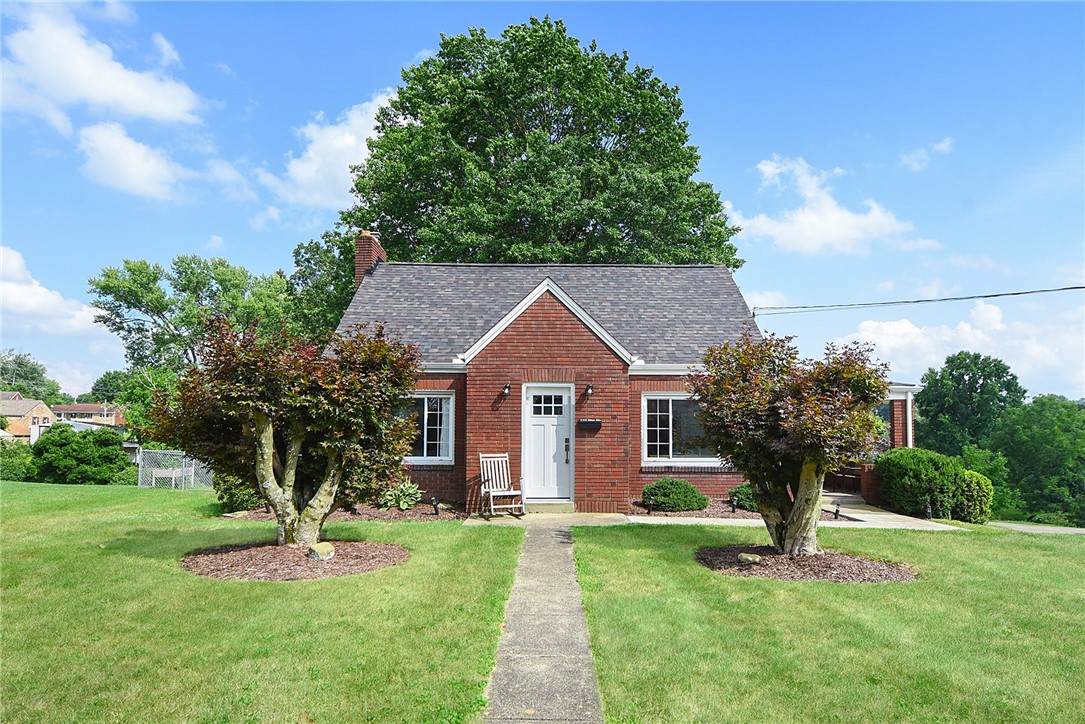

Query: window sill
[[640, 462, 736, 474], [405, 459, 455, 468]]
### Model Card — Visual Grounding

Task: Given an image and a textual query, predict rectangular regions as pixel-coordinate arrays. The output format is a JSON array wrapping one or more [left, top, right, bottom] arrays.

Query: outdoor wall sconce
[[585, 384, 594, 397], [502, 383, 511, 396]]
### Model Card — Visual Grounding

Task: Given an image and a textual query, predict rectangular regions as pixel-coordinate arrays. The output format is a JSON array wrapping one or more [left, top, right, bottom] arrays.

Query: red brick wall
[[859, 464, 882, 505], [629, 376, 746, 500], [889, 399, 908, 448], [354, 231, 387, 287], [465, 291, 631, 513], [404, 374, 467, 503]]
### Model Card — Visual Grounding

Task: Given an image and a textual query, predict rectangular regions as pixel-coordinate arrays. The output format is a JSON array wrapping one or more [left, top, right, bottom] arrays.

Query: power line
[[752, 285, 1085, 317]]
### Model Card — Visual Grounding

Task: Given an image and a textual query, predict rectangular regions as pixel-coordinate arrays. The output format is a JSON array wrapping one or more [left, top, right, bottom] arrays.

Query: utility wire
[[752, 285, 1085, 317]]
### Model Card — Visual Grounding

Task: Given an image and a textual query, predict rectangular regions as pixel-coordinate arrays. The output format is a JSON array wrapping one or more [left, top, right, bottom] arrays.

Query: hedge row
[[875, 447, 993, 524]]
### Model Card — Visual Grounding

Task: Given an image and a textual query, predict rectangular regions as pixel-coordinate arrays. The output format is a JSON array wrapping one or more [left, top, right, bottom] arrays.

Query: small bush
[[875, 447, 964, 519], [1028, 511, 1072, 527], [728, 482, 758, 511], [953, 470, 994, 524], [642, 478, 708, 512], [0, 440, 34, 481], [30, 425, 130, 485], [112, 465, 139, 486], [377, 481, 422, 510], [213, 476, 264, 513], [992, 485, 1028, 520]]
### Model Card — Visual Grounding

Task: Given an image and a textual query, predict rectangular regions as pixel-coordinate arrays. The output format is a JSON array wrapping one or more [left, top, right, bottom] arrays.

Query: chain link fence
[[138, 449, 213, 490]]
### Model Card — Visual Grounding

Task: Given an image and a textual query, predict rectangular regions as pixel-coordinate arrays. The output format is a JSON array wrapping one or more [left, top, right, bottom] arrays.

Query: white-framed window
[[406, 392, 454, 464], [641, 392, 718, 466]]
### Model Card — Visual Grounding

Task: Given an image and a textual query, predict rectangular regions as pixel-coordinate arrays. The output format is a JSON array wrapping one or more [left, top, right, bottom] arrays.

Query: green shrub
[[30, 425, 130, 485], [953, 470, 994, 524], [112, 465, 139, 486], [1028, 511, 1072, 527], [377, 480, 423, 510], [213, 475, 264, 513], [0, 440, 34, 481], [642, 478, 708, 512], [728, 482, 758, 511], [875, 447, 964, 519], [992, 485, 1028, 520]]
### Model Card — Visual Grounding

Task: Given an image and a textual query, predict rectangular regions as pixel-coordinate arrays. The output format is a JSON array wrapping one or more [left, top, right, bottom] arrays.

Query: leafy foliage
[[642, 478, 708, 512], [29, 424, 130, 486], [690, 333, 888, 553], [112, 465, 139, 486], [988, 395, 1085, 527], [115, 367, 178, 439], [953, 470, 994, 524], [288, 227, 359, 341], [727, 482, 758, 511], [875, 447, 965, 519], [88, 255, 294, 371], [914, 351, 1026, 457], [149, 317, 420, 545], [376, 480, 423, 511], [0, 440, 33, 481], [344, 17, 741, 268], [213, 475, 265, 513], [0, 349, 73, 405], [75, 370, 132, 404]]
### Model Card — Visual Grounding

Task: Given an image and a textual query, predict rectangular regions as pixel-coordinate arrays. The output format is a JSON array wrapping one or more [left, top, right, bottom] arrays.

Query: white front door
[[522, 385, 573, 499]]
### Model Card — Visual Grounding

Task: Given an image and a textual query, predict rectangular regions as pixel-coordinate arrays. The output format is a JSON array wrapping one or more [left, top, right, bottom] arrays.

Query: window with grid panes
[[407, 394, 452, 461], [644, 396, 714, 461]]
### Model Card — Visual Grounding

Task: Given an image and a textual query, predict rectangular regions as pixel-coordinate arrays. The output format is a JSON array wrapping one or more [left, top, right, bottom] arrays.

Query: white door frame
[[521, 382, 575, 500]]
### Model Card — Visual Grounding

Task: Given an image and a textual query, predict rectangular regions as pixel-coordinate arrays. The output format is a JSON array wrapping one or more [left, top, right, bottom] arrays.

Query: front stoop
[[524, 501, 576, 514]]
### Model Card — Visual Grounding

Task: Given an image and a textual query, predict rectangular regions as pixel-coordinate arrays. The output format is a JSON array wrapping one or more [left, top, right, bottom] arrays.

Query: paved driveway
[[989, 522, 1085, 535]]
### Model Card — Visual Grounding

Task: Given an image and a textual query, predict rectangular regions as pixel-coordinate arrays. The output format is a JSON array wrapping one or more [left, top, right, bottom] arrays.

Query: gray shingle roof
[[1, 399, 47, 417], [336, 263, 758, 365]]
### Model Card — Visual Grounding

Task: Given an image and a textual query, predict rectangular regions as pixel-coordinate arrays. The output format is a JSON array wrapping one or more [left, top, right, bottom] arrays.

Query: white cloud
[[211, 61, 236, 78], [206, 234, 224, 251], [947, 253, 1009, 274], [78, 122, 194, 200], [836, 300, 1085, 397], [745, 290, 789, 309], [1, 5, 200, 135], [876, 280, 896, 292], [898, 237, 941, 251], [256, 90, 393, 210], [0, 246, 102, 336], [900, 136, 954, 172], [204, 158, 256, 201], [151, 32, 182, 68], [729, 155, 918, 255], [916, 279, 960, 300], [249, 205, 281, 229]]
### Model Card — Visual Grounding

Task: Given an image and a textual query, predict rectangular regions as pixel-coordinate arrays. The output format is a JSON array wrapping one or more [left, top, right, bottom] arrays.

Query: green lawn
[[0, 481, 523, 723], [573, 523, 1085, 723]]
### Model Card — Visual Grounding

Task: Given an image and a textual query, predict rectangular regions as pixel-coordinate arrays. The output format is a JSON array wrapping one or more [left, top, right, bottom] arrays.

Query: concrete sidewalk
[[483, 521, 604, 723], [628, 492, 964, 532], [990, 521, 1085, 536]]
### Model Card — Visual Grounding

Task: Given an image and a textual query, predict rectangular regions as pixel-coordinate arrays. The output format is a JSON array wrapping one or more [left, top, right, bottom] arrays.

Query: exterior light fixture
[[730, 498, 737, 514], [585, 384, 594, 397], [502, 383, 511, 396], [834, 502, 841, 520], [431, 496, 440, 516]]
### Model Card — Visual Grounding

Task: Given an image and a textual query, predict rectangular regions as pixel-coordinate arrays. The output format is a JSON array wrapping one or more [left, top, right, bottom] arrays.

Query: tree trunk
[[758, 460, 825, 556]]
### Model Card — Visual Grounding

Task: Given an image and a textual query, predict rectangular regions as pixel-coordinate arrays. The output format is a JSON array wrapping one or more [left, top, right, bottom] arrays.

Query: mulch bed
[[630, 499, 846, 522], [696, 545, 916, 584], [182, 541, 409, 581], [234, 502, 469, 523]]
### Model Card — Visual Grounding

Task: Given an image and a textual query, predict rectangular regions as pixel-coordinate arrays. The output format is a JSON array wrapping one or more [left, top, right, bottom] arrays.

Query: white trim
[[460, 278, 636, 365], [887, 383, 924, 400], [905, 391, 915, 448], [630, 363, 703, 376], [521, 382, 575, 501], [421, 362, 467, 374], [404, 391, 455, 465], [640, 391, 720, 467]]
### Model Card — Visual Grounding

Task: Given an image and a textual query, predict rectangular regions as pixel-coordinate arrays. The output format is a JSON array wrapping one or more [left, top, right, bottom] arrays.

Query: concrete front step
[[524, 501, 576, 514]]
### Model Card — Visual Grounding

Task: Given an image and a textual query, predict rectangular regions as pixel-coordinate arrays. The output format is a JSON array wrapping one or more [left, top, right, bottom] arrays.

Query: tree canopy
[[88, 255, 293, 371], [149, 318, 420, 547], [344, 17, 741, 267], [0, 350, 72, 405], [76, 370, 132, 404], [689, 333, 888, 555], [914, 351, 1026, 457]]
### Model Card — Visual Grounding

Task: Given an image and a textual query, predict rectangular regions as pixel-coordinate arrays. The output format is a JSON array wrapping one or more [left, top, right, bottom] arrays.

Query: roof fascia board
[[460, 278, 636, 365], [421, 363, 468, 374], [629, 363, 702, 376]]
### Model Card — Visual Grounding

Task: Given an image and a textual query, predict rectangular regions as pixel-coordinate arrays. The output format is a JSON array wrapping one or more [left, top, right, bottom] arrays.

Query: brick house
[[51, 403, 123, 426], [0, 393, 53, 442], [336, 232, 918, 513]]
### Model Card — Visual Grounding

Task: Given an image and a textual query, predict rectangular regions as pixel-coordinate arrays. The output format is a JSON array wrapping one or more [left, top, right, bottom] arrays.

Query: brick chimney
[[354, 230, 387, 288]]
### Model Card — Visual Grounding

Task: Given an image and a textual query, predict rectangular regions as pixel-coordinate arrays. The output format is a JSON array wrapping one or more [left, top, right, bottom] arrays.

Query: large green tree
[[76, 370, 132, 404], [346, 17, 741, 266], [689, 334, 889, 555], [988, 395, 1085, 527], [88, 255, 293, 371], [0, 350, 73, 405], [914, 351, 1026, 457], [149, 318, 420, 547], [288, 227, 359, 341]]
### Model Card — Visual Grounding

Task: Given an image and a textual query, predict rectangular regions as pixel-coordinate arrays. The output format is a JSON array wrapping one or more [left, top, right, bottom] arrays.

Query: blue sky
[[3, 2, 1083, 398]]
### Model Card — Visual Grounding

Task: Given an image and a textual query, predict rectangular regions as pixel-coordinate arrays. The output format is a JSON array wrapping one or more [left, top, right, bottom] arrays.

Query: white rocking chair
[[479, 453, 525, 517]]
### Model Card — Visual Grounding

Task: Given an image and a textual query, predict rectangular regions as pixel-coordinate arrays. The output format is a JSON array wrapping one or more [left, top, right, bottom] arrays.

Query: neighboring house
[[51, 403, 123, 426], [0, 394, 53, 441], [336, 232, 920, 513]]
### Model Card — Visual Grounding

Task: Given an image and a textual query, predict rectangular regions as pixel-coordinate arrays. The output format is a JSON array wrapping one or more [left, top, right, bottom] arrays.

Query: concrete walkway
[[628, 492, 963, 532], [482, 519, 606, 723], [990, 521, 1085, 536]]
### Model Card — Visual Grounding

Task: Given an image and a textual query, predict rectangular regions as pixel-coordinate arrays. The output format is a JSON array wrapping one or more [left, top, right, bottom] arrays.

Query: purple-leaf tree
[[689, 333, 889, 555], [150, 317, 420, 548]]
